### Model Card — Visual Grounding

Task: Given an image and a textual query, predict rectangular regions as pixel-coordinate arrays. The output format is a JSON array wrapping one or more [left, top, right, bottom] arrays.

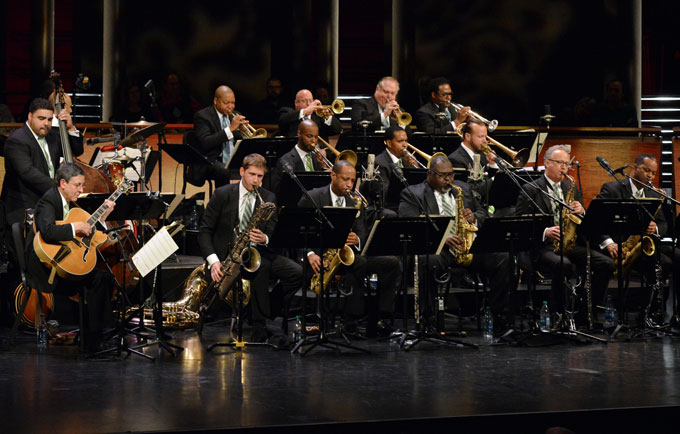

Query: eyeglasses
[[429, 169, 454, 179], [547, 159, 570, 167], [437, 92, 453, 97]]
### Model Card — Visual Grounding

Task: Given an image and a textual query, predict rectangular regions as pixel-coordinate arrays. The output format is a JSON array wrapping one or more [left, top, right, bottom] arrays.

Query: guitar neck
[[85, 187, 125, 227]]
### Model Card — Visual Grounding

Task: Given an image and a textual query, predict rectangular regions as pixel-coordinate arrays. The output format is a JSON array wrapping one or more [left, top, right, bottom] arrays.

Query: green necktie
[[397, 159, 403, 168], [335, 197, 343, 207], [63, 201, 69, 218], [440, 193, 457, 236], [240, 192, 254, 232], [551, 182, 564, 225], [39, 137, 55, 178], [304, 153, 314, 171]]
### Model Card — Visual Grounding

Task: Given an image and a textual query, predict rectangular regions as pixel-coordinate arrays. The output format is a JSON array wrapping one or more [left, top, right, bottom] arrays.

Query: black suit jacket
[[414, 102, 458, 134], [298, 185, 368, 253], [198, 183, 277, 262], [277, 107, 342, 140], [271, 145, 326, 195], [25, 187, 78, 293], [359, 149, 403, 211], [2, 124, 84, 226], [595, 179, 668, 242], [398, 180, 489, 226], [448, 144, 489, 170], [191, 106, 243, 184]]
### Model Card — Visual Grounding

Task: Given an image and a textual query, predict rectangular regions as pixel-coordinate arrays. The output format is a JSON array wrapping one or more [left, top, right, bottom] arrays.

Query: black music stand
[[277, 172, 329, 208], [159, 143, 212, 194], [336, 133, 388, 168], [410, 132, 461, 159], [226, 137, 297, 180], [80, 192, 183, 360], [362, 216, 478, 350], [270, 207, 363, 355], [582, 198, 661, 339], [488, 169, 543, 213]]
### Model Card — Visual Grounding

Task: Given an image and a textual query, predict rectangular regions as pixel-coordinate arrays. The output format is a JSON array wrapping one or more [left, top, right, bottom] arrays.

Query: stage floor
[[1, 316, 680, 434]]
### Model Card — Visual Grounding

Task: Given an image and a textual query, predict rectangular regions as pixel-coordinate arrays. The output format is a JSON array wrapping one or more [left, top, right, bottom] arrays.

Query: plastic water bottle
[[37, 313, 48, 350], [292, 316, 302, 343], [368, 274, 378, 292], [482, 306, 493, 341], [604, 295, 616, 329], [540, 301, 551, 332]]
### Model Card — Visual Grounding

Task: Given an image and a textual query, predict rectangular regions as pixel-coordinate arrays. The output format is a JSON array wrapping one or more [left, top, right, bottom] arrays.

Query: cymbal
[[119, 122, 166, 147], [124, 120, 158, 128]]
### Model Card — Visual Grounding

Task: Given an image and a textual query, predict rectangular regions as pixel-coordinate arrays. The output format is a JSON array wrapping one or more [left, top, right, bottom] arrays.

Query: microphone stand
[[534, 113, 554, 171]]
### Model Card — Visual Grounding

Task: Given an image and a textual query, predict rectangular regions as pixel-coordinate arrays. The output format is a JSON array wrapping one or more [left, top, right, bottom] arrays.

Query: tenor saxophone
[[553, 174, 582, 255]]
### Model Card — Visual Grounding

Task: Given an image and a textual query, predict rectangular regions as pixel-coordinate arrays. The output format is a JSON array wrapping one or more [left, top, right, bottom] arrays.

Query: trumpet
[[455, 123, 529, 167], [449, 102, 498, 131], [228, 110, 267, 139], [404, 142, 448, 169], [391, 107, 412, 127], [315, 99, 345, 118]]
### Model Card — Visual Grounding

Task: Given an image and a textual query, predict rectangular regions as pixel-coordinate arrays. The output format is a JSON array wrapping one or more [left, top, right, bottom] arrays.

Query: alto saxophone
[[553, 174, 582, 255], [449, 183, 477, 266], [309, 194, 361, 294]]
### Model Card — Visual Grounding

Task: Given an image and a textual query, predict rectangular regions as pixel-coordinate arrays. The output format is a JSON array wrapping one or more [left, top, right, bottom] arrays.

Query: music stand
[[582, 198, 662, 338], [336, 133, 388, 168], [159, 143, 213, 194], [362, 216, 478, 350], [269, 207, 362, 355], [277, 172, 330, 208], [225, 137, 297, 173], [488, 169, 543, 212], [410, 133, 461, 159]]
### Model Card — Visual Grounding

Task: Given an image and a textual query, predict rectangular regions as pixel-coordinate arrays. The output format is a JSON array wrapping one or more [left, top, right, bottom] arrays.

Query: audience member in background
[[112, 82, 155, 123], [592, 79, 638, 127], [251, 77, 285, 124], [158, 73, 201, 124]]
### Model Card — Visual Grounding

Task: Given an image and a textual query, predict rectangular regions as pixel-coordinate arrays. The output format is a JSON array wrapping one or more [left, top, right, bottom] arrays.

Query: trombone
[[228, 110, 268, 139], [404, 143, 448, 169], [315, 99, 345, 119], [449, 101, 498, 131], [315, 136, 358, 168], [454, 122, 529, 167]]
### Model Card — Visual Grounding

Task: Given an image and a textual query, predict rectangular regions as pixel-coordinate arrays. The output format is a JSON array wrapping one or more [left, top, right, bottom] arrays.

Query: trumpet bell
[[250, 128, 268, 139], [397, 111, 412, 127], [331, 99, 345, 115]]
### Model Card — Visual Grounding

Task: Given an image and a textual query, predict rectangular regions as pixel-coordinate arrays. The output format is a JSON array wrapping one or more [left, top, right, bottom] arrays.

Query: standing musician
[[359, 126, 410, 218], [191, 85, 248, 188], [271, 120, 327, 194], [198, 154, 303, 342], [278, 89, 342, 140], [414, 77, 470, 134], [2, 98, 84, 229], [595, 154, 680, 305], [298, 160, 401, 335], [25, 163, 115, 352], [515, 145, 614, 315], [398, 155, 513, 327], [350, 76, 409, 134], [448, 119, 496, 206]]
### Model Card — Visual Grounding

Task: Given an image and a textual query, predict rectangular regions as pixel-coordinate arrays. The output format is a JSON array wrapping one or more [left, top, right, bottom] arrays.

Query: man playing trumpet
[[414, 77, 470, 134], [191, 85, 250, 187], [351, 76, 410, 133], [278, 89, 342, 141]]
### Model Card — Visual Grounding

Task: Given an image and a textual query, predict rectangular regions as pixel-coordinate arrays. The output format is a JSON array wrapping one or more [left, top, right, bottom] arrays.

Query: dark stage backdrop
[[2, 0, 671, 125]]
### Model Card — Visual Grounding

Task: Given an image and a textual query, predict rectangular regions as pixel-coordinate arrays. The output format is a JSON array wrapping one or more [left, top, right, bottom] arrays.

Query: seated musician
[[198, 153, 303, 342], [359, 126, 411, 219], [278, 89, 342, 140], [595, 153, 680, 308], [271, 120, 327, 194], [414, 77, 470, 134], [515, 145, 614, 317], [350, 76, 409, 134], [298, 160, 401, 335], [398, 155, 513, 329], [448, 119, 496, 207], [25, 163, 115, 352], [190, 85, 249, 188]]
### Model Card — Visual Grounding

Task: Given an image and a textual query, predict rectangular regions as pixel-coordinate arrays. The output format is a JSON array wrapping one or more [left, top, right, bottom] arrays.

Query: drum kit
[[92, 120, 166, 187]]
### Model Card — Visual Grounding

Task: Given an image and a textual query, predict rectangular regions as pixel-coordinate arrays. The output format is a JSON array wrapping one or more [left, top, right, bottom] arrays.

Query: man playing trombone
[[271, 120, 327, 193], [414, 77, 470, 134], [278, 89, 342, 140], [191, 85, 250, 187]]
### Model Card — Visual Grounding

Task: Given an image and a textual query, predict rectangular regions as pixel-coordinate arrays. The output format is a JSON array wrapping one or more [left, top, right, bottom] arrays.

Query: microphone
[[540, 104, 556, 123], [281, 161, 297, 179], [87, 134, 118, 146], [613, 164, 630, 175], [393, 166, 407, 184], [468, 153, 484, 182], [365, 154, 375, 180], [596, 156, 615, 176]]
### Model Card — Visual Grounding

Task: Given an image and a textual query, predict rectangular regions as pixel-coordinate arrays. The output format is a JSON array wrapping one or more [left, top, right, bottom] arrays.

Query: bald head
[[295, 89, 314, 110], [297, 119, 319, 152], [213, 85, 236, 117]]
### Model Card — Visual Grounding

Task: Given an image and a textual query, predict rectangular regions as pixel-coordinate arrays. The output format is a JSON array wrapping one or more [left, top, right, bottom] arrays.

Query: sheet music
[[527, 131, 546, 164], [225, 139, 244, 169], [131, 226, 179, 277]]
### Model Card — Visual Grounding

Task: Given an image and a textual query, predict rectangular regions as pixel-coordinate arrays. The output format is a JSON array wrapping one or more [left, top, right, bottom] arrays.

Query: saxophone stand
[[207, 268, 275, 352]]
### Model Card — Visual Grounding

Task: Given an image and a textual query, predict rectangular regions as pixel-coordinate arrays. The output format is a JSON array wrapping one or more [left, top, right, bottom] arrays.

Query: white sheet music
[[132, 226, 179, 277]]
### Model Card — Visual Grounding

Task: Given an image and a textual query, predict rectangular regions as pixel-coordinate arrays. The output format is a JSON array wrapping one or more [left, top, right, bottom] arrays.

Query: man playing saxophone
[[198, 153, 303, 342], [398, 155, 513, 331], [595, 153, 680, 309], [515, 145, 614, 316], [298, 160, 401, 336]]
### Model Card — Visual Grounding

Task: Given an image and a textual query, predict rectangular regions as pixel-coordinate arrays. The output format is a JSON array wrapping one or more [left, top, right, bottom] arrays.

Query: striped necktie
[[634, 188, 644, 198], [240, 192, 254, 232], [551, 182, 564, 225], [39, 137, 55, 178], [440, 192, 457, 235], [304, 153, 314, 171], [63, 201, 70, 219], [221, 115, 233, 164], [335, 197, 343, 207]]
